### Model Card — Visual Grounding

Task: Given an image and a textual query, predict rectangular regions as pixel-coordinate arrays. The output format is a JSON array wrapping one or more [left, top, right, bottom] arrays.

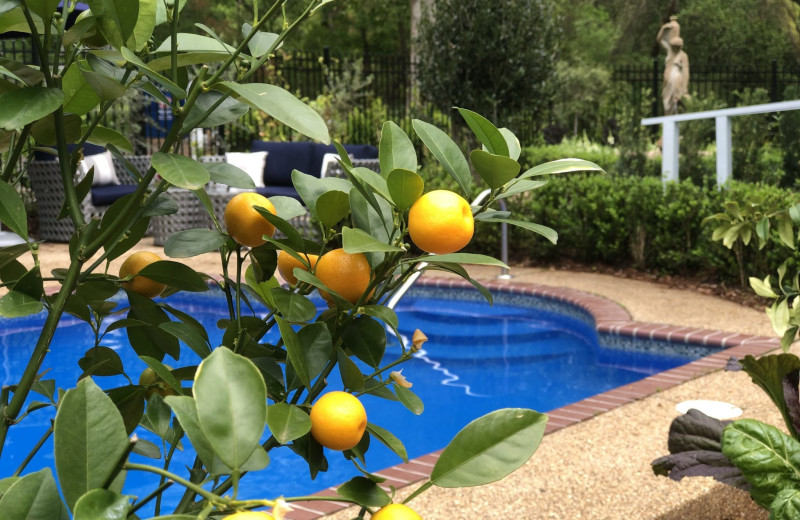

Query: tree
[[416, 0, 561, 132]]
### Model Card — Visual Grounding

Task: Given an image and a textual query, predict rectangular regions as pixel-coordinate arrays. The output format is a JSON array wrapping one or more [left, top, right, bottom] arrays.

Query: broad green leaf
[[0, 87, 63, 130], [164, 395, 232, 475], [182, 90, 249, 130], [343, 226, 401, 254], [194, 348, 267, 471], [386, 168, 424, 209], [496, 179, 548, 199], [0, 290, 42, 317], [292, 171, 351, 220], [154, 33, 236, 53], [296, 322, 334, 383], [412, 119, 471, 195], [270, 288, 317, 323], [0, 179, 27, 239], [270, 195, 307, 221], [408, 252, 507, 268], [204, 162, 256, 190], [276, 316, 311, 389], [0, 468, 68, 520], [222, 82, 330, 143], [86, 0, 139, 49], [21, 0, 58, 23], [242, 23, 279, 57], [54, 378, 129, 511], [457, 107, 508, 156], [379, 121, 417, 174], [749, 276, 778, 298], [139, 260, 209, 292], [348, 166, 393, 202], [128, 0, 156, 51], [73, 489, 131, 520], [499, 128, 521, 160], [0, 7, 37, 35], [342, 316, 386, 368], [366, 423, 408, 463], [266, 402, 312, 444], [155, 0, 187, 25], [431, 408, 547, 487], [62, 62, 101, 115], [120, 47, 186, 100], [31, 113, 81, 145], [82, 125, 133, 153], [519, 158, 604, 178], [337, 349, 365, 392], [151, 153, 209, 190], [361, 305, 399, 329], [470, 149, 520, 189], [0, 57, 44, 86], [316, 190, 350, 229], [164, 228, 228, 257], [767, 299, 791, 338], [778, 215, 795, 249], [739, 354, 800, 438], [81, 69, 127, 102], [722, 419, 800, 509], [336, 477, 391, 508], [480, 218, 558, 245], [78, 346, 124, 377], [158, 321, 212, 359], [394, 384, 423, 415], [771, 488, 800, 520], [147, 51, 233, 72]]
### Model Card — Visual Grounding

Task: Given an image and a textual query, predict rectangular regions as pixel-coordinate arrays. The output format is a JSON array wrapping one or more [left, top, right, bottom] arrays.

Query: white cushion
[[79, 151, 119, 186], [225, 151, 267, 188]]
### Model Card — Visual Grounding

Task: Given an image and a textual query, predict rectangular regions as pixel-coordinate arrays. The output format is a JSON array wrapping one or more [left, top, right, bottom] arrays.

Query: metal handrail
[[387, 189, 511, 309]]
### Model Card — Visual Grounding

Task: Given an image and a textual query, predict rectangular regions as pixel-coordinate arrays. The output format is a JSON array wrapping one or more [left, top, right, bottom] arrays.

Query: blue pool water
[[0, 286, 715, 511]]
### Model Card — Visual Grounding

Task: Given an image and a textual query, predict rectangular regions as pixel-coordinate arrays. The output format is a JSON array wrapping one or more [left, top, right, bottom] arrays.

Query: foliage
[[416, 0, 561, 127], [520, 136, 619, 174], [0, 1, 608, 517]]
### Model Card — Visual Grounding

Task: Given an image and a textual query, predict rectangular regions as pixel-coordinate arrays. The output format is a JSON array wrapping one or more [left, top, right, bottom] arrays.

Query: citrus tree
[[0, 0, 602, 518]]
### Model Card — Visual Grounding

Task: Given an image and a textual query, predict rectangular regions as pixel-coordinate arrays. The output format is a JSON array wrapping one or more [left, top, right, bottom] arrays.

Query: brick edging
[[288, 277, 781, 519]]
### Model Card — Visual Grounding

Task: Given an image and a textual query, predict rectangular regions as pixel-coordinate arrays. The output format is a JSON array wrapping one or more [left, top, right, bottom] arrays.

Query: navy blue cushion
[[33, 143, 106, 161], [256, 185, 302, 201], [250, 141, 314, 186], [91, 184, 138, 206]]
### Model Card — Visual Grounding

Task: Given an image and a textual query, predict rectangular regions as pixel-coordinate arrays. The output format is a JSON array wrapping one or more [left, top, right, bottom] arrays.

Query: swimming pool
[[0, 280, 722, 512]]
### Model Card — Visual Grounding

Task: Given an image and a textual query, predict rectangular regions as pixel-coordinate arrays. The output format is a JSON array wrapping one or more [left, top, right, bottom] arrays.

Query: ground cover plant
[[0, 0, 602, 518]]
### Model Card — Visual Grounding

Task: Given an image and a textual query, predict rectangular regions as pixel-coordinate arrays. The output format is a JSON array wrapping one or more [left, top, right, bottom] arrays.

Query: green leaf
[[361, 305, 398, 329], [120, 47, 186, 100], [194, 348, 267, 471], [276, 316, 311, 390], [73, 489, 131, 520], [519, 158, 604, 178], [750, 276, 778, 298], [31, 113, 82, 146], [78, 346, 124, 377], [62, 62, 101, 115], [292, 170, 351, 220], [412, 119, 471, 195], [151, 153, 209, 190], [164, 395, 231, 475], [154, 33, 237, 54], [158, 321, 212, 359], [778, 215, 795, 249], [182, 90, 249, 130], [499, 128, 521, 160], [341, 316, 386, 368], [336, 476, 391, 508], [431, 408, 547, 487], [386, 168, 424, 209], [496, 179, 548, 199], [164, 228, 227, 258], [337, 349, 365, 392], [295, 323, 334, 383], [0, 179, 27, 239], [0, 290, 42, 317], [342, 226, 401, 254], [480, 217, 558, 245], [270, 288, 317, 323], [0, 468, 68, 520], [204, 162, 256, 190], [138, 260, 209, 292], [394, 384, 423, 415], [81, 69, 127, 102], [242, 23, 279, 57], [127, 0, 156, 52], [470, 149, 521, 189], [379, 121, 417, 174], [83, 125, 133, 153], [86, 0, 139, 49], [222, 82, 330, 143], [739, 354, 800, 438], [457, 108, 508, 156], [366, 423, 408, 463], [266, 403, 312, 445], [409, 253, 507, 268], [722, 419, 800, 509], [154, 0, 187, 25], [54, 378, 129, 511], [316, 190, 350, 229], [0, 87, 63, 130], [22, 0, 59, 23], [771, 488, 800, 520]]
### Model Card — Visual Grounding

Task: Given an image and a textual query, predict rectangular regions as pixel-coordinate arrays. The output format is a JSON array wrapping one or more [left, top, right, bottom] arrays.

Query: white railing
[[641, 99, 800, 186]]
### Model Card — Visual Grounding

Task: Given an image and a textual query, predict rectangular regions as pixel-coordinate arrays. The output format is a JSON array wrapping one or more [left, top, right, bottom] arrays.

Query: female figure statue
[[657, 16, 690, 115]]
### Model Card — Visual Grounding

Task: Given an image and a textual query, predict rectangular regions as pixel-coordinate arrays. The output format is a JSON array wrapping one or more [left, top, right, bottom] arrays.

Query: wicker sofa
[[27, 152, 152, 242]]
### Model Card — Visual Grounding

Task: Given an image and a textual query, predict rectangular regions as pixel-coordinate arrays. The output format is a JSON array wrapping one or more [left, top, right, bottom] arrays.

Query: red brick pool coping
[[288, 277, 781, 519]]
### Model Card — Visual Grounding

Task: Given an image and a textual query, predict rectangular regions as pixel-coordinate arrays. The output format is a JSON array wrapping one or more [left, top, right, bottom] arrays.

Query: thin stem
[[2, 125, 31, 183], [129, 480, 174, 516], [12, 424, 53, 476], [124, 462, 222, 504]]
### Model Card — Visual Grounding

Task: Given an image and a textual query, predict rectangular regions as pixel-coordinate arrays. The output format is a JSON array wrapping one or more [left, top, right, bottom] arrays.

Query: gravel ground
[[23, 240, 782, 519]]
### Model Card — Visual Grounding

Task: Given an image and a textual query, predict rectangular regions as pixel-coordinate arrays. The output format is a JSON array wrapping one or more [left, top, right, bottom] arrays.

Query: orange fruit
[[224, 192, 277, 248], [119, 251, 166, 298], [408, 190, 474, 254], [277, 250, 318, 286], [314, 248, 372, 305], [309, 391, 367, 451], [371, 503, 423, 520], [223, 512, 273, 519]]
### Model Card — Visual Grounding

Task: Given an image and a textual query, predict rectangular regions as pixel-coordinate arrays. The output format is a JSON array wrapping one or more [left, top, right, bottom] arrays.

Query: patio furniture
[[27, 154, 151, 242]]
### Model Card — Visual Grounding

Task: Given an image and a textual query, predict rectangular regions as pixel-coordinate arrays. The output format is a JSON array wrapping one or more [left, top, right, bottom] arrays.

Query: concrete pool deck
[[25, 240, 781, 519]]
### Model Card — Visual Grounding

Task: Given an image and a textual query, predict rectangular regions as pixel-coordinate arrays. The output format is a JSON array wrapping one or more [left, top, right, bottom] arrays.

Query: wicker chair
[[322, 157, 381, 178], [27, 155, 152, 242]]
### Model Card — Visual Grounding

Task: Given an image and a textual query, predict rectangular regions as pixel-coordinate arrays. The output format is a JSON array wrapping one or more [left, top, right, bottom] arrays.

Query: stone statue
[[657, 16, 690, 115]]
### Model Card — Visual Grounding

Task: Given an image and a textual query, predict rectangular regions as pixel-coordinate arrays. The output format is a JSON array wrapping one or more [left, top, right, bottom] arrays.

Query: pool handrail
[[387, 189, 510, 310]]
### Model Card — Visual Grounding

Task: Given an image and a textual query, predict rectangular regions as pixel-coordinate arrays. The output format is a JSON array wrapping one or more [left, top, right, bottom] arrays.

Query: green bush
[[520, 136, 619, 173], [468, 173, 800, 286]]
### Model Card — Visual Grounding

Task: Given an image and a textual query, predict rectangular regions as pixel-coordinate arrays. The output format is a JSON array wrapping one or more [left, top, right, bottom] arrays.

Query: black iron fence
[[613, 59, 800, 118]]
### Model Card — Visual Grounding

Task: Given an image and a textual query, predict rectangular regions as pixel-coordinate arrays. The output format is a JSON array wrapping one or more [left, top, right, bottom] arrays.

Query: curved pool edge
[[289, 277, 781, 519]]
